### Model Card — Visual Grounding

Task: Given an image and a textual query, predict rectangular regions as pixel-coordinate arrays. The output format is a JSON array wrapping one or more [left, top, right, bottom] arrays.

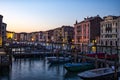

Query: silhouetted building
[[0, 15, 3, 47], [1, 23, 7, 45], [0, 15, 3, 30], [0, 15, 7, 47]]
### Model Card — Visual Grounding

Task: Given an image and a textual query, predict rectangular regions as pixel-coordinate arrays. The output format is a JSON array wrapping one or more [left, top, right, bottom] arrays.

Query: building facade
[[118, 17, 120, 48], [37, 31, 44, 42], [74, 15, 102, 51], [52, 26, 74, 43], [1, 23, 7, 45], [0, 15, 3, 47], [45, 30, 54, 42], [19, 32, 28, 41], [6, 31, 15, 43], [0, 15, 3, 33], [53, 27, 62, 43], [14, 33, 19, 41], [100, 16, 120, 47], [61, 26, 74, 44], [0, 15, 7, 47]]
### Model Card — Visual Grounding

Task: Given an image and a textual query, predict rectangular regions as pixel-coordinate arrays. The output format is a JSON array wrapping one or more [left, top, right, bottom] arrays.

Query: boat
[[47, 57, 71, 64], [78, 67, 119, 80], [64, 62, 94, 72], [46, 56, 59, 60]]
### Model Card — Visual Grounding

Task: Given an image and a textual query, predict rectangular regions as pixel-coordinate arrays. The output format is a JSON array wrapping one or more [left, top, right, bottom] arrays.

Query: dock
[[78, 54, 120, 66], [5, 42, 120, 69]]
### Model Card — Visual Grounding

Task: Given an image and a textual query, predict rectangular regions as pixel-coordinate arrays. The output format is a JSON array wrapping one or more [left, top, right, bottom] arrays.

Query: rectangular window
[[116, 23, 117, 27], [116, 28, 117, 32]]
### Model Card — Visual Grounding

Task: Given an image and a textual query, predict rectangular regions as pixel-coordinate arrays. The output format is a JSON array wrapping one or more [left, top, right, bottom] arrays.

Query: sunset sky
[[0, 0, 120, 32]]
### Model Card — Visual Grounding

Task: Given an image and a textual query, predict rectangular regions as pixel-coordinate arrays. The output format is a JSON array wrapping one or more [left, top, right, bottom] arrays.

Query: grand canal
[[0, 58, 83, 80]]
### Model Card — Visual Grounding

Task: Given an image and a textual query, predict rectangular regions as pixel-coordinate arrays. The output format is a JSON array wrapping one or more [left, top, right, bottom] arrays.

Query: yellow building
[[0, 37, 2, 47], [6, 31, 15, 42]]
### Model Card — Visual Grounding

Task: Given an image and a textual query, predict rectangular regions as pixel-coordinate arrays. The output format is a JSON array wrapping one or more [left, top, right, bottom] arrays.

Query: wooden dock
[[78, 54, 120, 67]]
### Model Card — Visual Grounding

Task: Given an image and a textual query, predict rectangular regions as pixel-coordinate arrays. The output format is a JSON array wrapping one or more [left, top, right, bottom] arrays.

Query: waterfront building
[[53, 27, 62, 43], [41, 31, 46, 42], [34, 32, 39, 42], [52, 26, 74, 44], [100, 15, 120, 53], [61, 26, 74, 44], [6, 31, 15, 43], [26, 33, 31, 42], [14, 32, 29, 42], [37, 31, 44, 42], [14, 31, 46, 42], [0, 15, 3, 47], [45, 30, 54, 42], [0, 15, 3, 31], [1, 23, 7, 45], [28, 32, 38, 42], [118, 17, 120, 48], [14, 33, 23, 42], [19, 32, 28, 41], [74, 15, 102, 52], [0, 15, 7, 47], [14, 33, 18, 41]]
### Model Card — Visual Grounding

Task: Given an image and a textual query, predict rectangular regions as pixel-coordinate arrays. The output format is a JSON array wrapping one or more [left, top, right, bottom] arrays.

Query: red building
[[74, 15, 102, 51]]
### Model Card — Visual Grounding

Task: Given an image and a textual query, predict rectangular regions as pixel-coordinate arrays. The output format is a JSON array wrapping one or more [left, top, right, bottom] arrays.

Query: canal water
[[0, 58, 83, 80]]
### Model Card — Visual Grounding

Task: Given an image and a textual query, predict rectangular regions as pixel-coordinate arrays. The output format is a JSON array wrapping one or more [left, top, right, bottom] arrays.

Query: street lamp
[[31, 38, 34, 42]]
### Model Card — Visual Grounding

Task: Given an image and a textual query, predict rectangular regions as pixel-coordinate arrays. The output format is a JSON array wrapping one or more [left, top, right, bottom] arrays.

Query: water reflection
[[0, 66, 11, 80], [0, 58, 82, 80], [64, 72, 82, 80]]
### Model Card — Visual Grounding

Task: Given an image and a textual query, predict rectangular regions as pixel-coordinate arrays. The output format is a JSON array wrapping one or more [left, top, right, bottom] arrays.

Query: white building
[[100, 16, 120, 47], [117, 17, 120, 48], [100, 15, 120, 58]]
